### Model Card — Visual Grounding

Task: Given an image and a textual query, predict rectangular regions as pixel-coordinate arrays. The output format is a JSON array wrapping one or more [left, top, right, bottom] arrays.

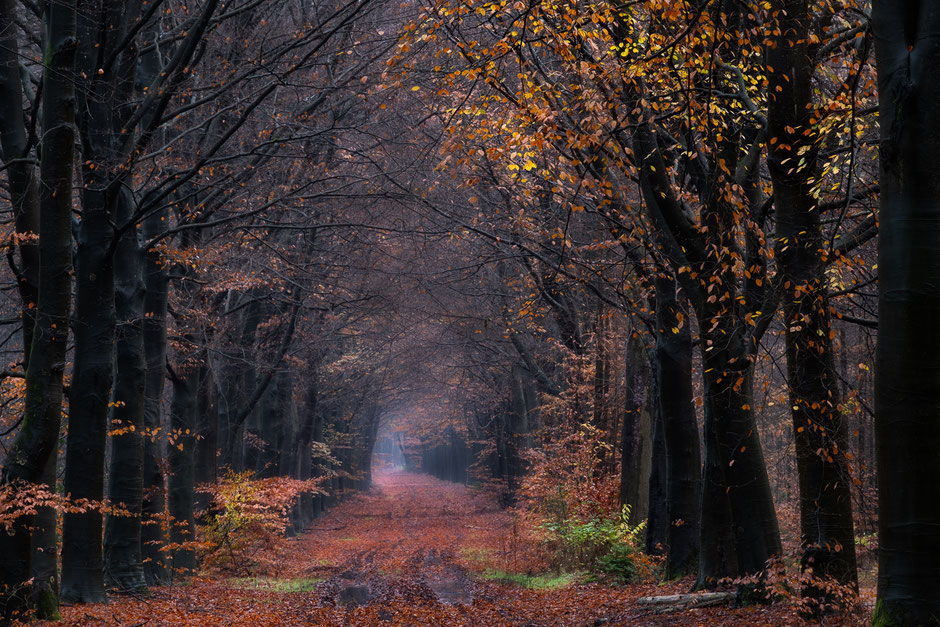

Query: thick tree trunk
[[258, 372, 289, 478], [278, 377, 298, 482], [221, 295, 263, 469], [168, 366, 201, 576], [141, 207, 170, 585], [30, 455, 59, 619], [621, 2, 781, 586], [0, 6, 57, 615], [60, 187, 116, 604], [872, 3, 940, 624], [655, 277, 701, 578], [103, 190, 148, 593], [0, 0, 76, 618], [61, 0, 142, 600], [695, 387, 738, 589], [701, 357, 780, 578], [766, 0, 858, 604]]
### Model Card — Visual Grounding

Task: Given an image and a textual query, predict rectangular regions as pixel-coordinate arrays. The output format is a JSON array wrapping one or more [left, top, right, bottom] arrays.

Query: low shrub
[[540, 504, 647, 581], [199, 471, 325, 576]]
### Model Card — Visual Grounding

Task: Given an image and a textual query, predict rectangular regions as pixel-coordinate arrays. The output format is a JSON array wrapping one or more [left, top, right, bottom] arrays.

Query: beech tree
[[873, 2, 940, 624], [0, 0, 77, 617], [1, 1, 934, 624], [766, 0, 865, 603]]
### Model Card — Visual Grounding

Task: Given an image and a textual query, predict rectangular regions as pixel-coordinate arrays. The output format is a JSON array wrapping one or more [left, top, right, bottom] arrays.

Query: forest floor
[[44, 471, 872, 626]]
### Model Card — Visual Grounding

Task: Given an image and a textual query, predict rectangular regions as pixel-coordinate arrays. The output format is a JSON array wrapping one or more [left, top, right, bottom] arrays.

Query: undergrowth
[[480, 569, 581, 589], [199, 470, 326, 576], [231, 577, 322, 593]]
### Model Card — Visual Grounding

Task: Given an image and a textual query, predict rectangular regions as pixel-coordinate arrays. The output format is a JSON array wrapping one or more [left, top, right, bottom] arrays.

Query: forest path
[[47, 471, 851, 626]]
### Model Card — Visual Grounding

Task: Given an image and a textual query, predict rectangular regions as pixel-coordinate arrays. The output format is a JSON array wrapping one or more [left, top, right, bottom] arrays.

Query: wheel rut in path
[[303, 471, 494, 609]]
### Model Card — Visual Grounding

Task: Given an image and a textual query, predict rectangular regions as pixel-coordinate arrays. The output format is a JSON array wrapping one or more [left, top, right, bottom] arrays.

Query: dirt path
[[48, 471, 857, 626]]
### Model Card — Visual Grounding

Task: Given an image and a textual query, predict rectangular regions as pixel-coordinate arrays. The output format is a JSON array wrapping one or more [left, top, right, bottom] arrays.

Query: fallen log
[[636, 592, 735, 613]]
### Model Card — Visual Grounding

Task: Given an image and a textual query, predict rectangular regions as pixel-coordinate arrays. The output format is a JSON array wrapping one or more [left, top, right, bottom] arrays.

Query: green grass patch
[[230, 577, 322, 593], [459, 547, 494, 567], [480, 569, 581, 589]]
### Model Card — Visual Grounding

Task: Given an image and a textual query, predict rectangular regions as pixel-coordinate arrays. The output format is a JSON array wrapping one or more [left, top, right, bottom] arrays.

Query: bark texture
[[872, 3, 940, 624], [0, 0, 77, 617], [104, 191, 148, 593], [766, 0, 857, 603], [655, 278, 701, 578]]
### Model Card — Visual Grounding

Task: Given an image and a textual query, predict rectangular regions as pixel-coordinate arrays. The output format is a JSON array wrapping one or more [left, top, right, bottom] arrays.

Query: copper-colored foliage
[[37, 472, 871, 626]]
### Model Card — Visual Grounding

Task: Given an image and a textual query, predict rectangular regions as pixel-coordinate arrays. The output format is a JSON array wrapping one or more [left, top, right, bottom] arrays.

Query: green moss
[[871, 599, 901, 627], [480, 569, 581, 590], [33, 587, 61, 621]]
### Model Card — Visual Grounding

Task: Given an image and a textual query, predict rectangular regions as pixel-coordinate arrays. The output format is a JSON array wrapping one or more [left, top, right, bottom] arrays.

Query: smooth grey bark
[[103, 190, 148, 593], [872, 2, 940, 624], [0, 0, 77, 618]]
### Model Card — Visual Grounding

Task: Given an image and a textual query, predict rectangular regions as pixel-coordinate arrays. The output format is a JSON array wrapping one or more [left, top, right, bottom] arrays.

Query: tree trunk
[[61, 0, 141, 601], [168, 366, 200, 576], [695, 384, 738, 589], [221, 295, 263, 469], [141, 207, 170, 585], [701, 357, 780, 577], [655, 277, 701, 578], [294, 368, 320, 528], [872, 3, 940, 624], [194, 369, 218, 514], [103, 190, 148, 593], [30, 455, 59, 620], [766, 0, 858, 604], [620, 328, 651, 522], [60, 186, 116, 604], [0, 0, 40, 361], [621, 2, 782, 584], [257, 372, 288, 478], [0, 5, 57, 616], [0, 0, 77, 618], [646, 397, 668, 556]]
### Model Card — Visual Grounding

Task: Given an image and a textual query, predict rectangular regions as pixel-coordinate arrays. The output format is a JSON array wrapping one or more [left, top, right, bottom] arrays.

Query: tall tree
[[103, 191, 148, 592], [872, 2, 940, 624], [655, 277, 701, 578], [0, 0, 78, 618], [766, 0, 858, 605], [0, 0, 57, 617]]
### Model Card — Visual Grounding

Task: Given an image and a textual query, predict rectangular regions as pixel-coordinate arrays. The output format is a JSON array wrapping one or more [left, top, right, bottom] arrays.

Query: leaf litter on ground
[[40, 471, 869, 626]]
